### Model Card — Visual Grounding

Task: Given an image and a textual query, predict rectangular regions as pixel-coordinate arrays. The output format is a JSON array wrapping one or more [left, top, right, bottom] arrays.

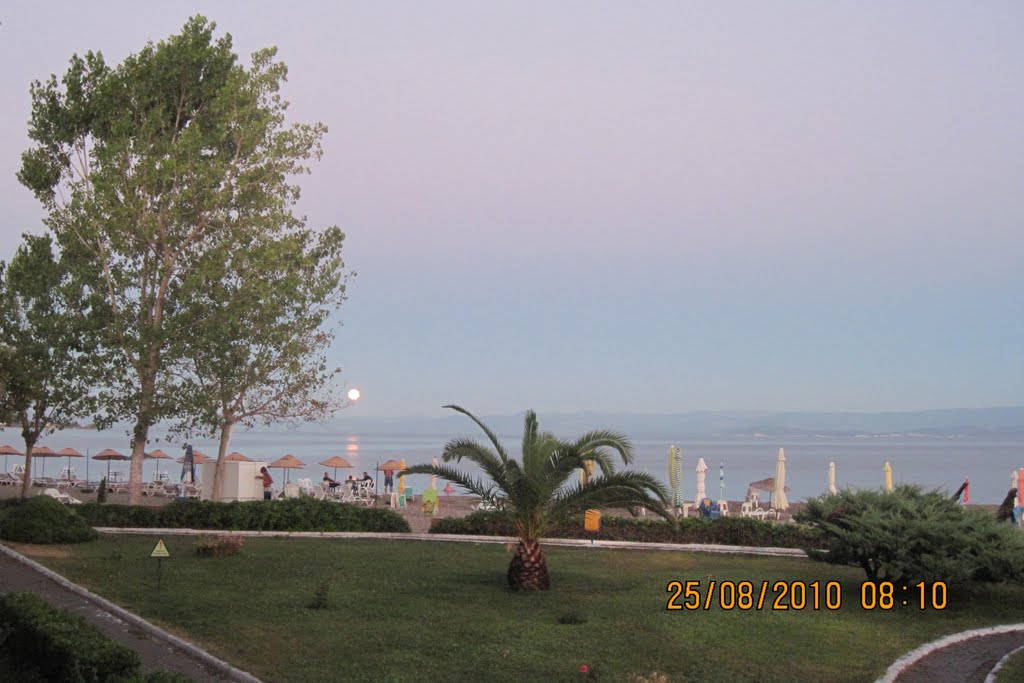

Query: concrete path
[[877, 625, 1024, 683], [0, 543, 261, 682]]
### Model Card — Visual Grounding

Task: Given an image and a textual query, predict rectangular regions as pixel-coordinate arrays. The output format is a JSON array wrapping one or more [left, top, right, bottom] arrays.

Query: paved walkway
[[0, 544, 261, 682], [878, 625, 1024, 683]]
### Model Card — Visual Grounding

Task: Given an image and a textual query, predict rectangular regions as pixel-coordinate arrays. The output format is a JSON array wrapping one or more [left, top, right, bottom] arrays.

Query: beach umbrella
[[772, 448, 789, 510], [376, 459, 402, 471], [1012, 469, 1018, 492], [175, 452, 211, 465], [269, 454, 306, 484], [719, 461, 725, 501], [398, 459, 406, 494], [883, 461, 893, 493], [668, 446, 682, 509], [319, 456, 353, 480], [579, 459, 595, 486], [430, 457, 439, 491], [32, 446, 59, 478], [93, 448, 128, 479], [0, 444, 22, 473], [1019, 469, 1024, 508], [56, 447, 83, 481], [145, 449, 172, 481], [225, 452, 252, 462], [828, 462, 837, 495], [695, 458, 708, 502]]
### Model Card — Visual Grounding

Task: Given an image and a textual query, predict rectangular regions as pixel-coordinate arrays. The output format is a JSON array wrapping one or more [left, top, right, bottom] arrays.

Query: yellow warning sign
[[150, 539, 170, 558]]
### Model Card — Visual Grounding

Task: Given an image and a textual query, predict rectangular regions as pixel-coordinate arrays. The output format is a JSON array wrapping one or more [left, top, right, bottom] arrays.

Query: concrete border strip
[[94, 528, 809, 557], [0, 543, 263, 683], [876, 624, 1024, 683], [985, 643, 1024, 683]]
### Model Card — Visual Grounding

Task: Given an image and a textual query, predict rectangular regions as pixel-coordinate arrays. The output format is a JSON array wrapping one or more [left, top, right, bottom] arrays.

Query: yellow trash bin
[[584, 509, 601, 533]]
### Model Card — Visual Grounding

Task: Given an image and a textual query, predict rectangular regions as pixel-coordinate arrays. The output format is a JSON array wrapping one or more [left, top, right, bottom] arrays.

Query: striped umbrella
[[668, 446, 682, 509]]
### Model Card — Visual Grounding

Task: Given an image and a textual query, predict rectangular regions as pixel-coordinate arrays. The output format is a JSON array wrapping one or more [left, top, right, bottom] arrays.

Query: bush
[[429, 511, 822, 549], [795, 485, 1024, 586], [0, 592, 140, 682], [77, 498, 411, 533], [194, 536, 245, 557], [0, 495, 98, 544]]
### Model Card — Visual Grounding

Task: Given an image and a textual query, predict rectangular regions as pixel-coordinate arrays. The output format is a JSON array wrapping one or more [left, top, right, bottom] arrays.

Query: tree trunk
[[128, 372, 158, 505], [507, 539, 551, 591], [19, 443, 36, 500], [212, 421, 234, 502]]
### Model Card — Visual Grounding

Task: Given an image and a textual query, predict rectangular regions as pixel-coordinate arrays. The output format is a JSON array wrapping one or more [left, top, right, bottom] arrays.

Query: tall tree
[[18, 17, 329, 503], [403, 406, 671, 591], [170, 226, 351, 500], [0, 234, 98, 498]]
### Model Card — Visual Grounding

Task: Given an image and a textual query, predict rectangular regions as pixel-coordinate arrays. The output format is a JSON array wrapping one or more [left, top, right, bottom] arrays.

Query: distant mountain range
[[327, 407, 1024, 439]]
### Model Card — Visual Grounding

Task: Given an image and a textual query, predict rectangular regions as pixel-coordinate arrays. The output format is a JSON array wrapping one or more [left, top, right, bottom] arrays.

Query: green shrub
[[77, 498, 411, 533], [430, 511, 822, 549], [0, 592, 140, 682], [0, 495, 98, 544], [795, 485, 1024, 586]]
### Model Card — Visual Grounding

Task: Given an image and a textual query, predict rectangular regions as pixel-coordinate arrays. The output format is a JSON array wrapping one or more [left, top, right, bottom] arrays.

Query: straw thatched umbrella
[[93, 448, 129, 480], [772, 448, 789, 510], [269, 454, 306, 484], [0, 444, 22, 473], [175, 452, 211, 464], [145, 449, 172, 481], [319, 456, 353, 481], [225, 452, 252, 462], [56, 447, 84, 481], [32, 446, 59, 478]]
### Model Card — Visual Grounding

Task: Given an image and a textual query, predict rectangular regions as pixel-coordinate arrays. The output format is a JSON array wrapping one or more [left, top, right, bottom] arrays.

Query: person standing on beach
[[383, 467, 395, 493], [256, 467, 274, 500]]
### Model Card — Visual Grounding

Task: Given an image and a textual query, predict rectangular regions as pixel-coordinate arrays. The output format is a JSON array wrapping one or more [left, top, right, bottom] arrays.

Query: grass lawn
[[20, 535, 1024, 683]]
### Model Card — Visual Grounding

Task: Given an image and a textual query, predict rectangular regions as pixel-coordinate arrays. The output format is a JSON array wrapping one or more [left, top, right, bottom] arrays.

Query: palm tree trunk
[[507, 539, 550, 591]]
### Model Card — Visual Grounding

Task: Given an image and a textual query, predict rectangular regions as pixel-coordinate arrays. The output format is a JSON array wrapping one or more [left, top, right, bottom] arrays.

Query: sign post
[[151, 538, 170, 590]]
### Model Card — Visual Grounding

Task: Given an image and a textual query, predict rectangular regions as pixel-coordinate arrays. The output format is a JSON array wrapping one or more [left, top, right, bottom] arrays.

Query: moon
[[347, 388, 361, 402]]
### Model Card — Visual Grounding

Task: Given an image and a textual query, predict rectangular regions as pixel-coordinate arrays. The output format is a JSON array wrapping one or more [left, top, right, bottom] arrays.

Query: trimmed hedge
[[0, 592, 140, 682], [0, 495, 99, 544], [430, 511, 823, 549], [77, 497, 411, 533]]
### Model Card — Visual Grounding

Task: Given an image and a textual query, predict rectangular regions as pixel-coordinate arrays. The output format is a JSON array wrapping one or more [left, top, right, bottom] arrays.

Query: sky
[[1, 2, 1022, 417]]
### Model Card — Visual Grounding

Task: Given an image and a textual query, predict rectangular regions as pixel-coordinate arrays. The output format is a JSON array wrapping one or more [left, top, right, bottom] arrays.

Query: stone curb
[[985, 644, 1024, 683], [875, 624, 1024, 683], [0, 543, 263, 683], [93, 528, 810, 557]]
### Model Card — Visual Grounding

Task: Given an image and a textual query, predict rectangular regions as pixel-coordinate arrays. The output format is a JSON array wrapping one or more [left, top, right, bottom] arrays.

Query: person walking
[[256, 467, 274, 500]]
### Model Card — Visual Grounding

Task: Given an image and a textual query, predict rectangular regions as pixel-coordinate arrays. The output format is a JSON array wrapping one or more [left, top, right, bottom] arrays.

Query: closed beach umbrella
[[32, 446, 59, 478], [719, 462, 725, 501], [398, 459, 406, 494], [269, 454, 306, 484], [319, 456, 353, 480], [668, 446, 682, 509], [828, 461, 837, 495], [695, 458, 708, 502], [772, 448, 789, 510], [1019, 469, 1024, 507], [145, 449, 172, 480], [0, 444, 22, 473], [93, 448, 128, 479], [884, 461, 893, 493], [225, 452, 252, 462], [56, 447, 83, 481], [579, 459, 595, 486], [1012, 469, 1018, 492], [430, 457, 439, 491]]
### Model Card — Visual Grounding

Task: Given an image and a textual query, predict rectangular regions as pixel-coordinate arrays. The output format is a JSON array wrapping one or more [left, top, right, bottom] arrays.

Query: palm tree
[[403, 405, 671, 591]]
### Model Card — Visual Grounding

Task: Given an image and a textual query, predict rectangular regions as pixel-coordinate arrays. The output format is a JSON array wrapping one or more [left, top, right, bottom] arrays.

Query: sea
[[4, 427, 1022, 505]]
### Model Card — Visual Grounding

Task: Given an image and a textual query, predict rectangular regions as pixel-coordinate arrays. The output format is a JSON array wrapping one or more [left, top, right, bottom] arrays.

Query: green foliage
[[77, 498, 410, 533], [430, 511, 822, 549], [0, 592, 140, 682], [194, 535, 244, 557], [795, 485, 1024, 585], [0, 495, 98, 544]]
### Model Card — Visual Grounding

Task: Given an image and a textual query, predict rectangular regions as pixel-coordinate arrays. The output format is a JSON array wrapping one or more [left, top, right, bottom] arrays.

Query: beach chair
[[283, 483, 301, 499], [717, 500, 729, 517]]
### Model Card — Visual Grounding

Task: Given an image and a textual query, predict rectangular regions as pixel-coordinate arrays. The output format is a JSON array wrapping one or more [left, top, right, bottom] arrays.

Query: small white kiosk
[[200, 460, 267, 501]]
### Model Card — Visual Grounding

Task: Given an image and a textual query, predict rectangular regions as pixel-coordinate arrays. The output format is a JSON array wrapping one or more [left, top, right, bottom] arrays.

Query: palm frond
[[444, 404, 509, 462], [571, 429, 634, 466], [441, 437, 511, 491], [401, 462, 495, 500], [549, 471, 672, 521]]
